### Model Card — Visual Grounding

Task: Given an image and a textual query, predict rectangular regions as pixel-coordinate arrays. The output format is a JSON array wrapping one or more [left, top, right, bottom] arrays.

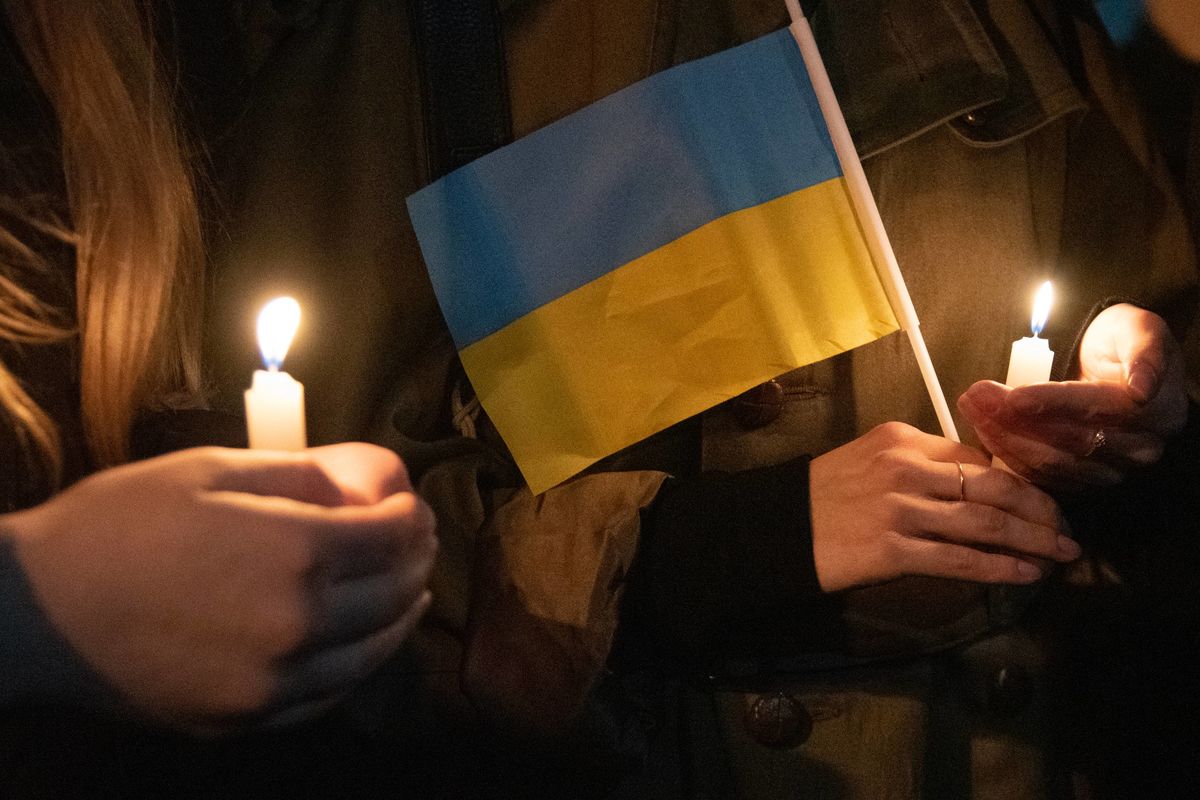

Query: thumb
[[1116, 311, 1170, 404], [1082, 304, 1168, 403]]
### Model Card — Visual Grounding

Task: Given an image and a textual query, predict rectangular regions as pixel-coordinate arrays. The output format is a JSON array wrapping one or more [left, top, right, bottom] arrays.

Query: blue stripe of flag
[[407, 29, 840, 349]]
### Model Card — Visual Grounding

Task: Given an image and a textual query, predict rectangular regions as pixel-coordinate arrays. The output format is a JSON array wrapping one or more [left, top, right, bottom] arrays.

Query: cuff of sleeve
[[0, 536, 118, 709], [619, 456, 842, 668]]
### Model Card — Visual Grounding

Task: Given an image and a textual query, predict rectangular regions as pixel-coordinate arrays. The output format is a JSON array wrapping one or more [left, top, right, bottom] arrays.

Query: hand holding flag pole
[[784, 0, 960, 442]]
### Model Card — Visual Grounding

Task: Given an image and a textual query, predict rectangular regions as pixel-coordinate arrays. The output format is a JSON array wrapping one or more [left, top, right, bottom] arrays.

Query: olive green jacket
[[202, 1, 1196, 797]]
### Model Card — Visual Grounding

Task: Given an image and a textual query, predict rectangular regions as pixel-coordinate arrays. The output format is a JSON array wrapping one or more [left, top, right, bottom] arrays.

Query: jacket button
[[731, 380, 784, 429], [745, 692, 812, 749], [961, 109, 988, 127], [986, 665, 1033, 716]]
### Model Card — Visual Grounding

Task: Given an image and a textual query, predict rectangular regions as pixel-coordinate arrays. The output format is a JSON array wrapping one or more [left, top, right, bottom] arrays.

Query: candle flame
[[1030, 281, 1053, 337], [257, 296, 301, 370]]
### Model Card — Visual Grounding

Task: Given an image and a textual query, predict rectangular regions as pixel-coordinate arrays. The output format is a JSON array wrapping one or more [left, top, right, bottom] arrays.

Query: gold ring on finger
[[956, 461, 966, 502], [1084, 428, 1107, 458]]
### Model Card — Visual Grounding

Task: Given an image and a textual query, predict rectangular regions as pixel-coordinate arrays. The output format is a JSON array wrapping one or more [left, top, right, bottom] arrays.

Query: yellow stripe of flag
[[461, 178, 898, 491]]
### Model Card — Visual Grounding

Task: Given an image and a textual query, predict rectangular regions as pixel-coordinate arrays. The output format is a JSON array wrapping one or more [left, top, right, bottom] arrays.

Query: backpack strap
[[408, 0, 512, 180]]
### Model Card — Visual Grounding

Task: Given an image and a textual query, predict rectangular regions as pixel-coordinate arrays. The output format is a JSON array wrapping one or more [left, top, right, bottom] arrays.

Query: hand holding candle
[[959, 290, 1186, 489], [245, 296, 306, 451]]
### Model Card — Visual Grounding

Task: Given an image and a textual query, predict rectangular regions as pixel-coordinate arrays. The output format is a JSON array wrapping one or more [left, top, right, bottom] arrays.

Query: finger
[[307, 443, 413, 504], [273, 590, 431, 705], [1112, 308, 1170, 403], [904, 496, 1076, 562], [201, 490, 437, 579], [976, 411, 1159, 462], [313, 570, 429, 647], [960, 463, 1063, 528], [318, 492, 438, 580], [1080, 428, 1165, 466], [890, 533, 1042, 584], [207, 450, 345, 507], [308, 536, 436, 647], [971, 413, 1125, 487], [997, 415, 1095, 454], [1133, 374, 1189, 437], [958, 380, 1010, 420], [258, 693, 347, 730], [929, 458, 968, 502], [1006, 381, 1140, 423], [963, 388, 1167, 468]]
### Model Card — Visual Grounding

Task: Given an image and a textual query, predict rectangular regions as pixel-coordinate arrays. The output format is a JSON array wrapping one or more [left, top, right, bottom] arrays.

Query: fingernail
[[968, 389, 1000, 415], [1057, 535, 1082, 560], [1017, 561, 1042, 581], [1128, 364, 1158, 403]]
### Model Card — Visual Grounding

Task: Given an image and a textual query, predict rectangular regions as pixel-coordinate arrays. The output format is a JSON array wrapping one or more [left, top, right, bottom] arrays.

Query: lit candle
[[994, 281, 1055, 472], [1005, 281, 1055, 388], [244, 297, 306, 451]]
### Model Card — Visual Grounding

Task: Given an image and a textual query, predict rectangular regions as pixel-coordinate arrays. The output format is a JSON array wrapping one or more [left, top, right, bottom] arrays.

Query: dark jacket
[[195, 0, 1199, 797], [3, 0, 1196, 797]]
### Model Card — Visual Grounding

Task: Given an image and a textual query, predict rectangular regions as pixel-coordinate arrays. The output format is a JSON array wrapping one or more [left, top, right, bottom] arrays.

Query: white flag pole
[[783, 1, 960, 442]]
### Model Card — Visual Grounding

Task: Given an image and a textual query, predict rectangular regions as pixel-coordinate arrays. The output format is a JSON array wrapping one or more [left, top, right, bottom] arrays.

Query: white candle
[[994, 281, 1055, 472], [1005, 281, 1056, 388], [245, 297, 307, 451]]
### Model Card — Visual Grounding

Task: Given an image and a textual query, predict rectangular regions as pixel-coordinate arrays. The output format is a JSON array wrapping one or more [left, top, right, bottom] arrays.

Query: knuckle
[[1032, 493, 1063, 529], [984, 556, 1021, 584], [880, 528, 907, 555], [189, 446, 235, 483], [1027, 450, 1068, 476], [873, 421, 912, 444], [948, 547, 981, 575], [189, 446, 227, 465], [1025, 452, 1052, 474], [994, 468, 1026, 496], [974, 506, 1008, 539]]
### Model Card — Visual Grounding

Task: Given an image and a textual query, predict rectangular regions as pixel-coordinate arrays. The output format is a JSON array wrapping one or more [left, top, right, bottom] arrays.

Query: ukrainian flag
[[408, 28, 899, 493]]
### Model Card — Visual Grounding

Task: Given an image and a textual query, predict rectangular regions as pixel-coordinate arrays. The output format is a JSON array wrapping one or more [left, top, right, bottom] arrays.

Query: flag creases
[[409, 28, 900, 493]]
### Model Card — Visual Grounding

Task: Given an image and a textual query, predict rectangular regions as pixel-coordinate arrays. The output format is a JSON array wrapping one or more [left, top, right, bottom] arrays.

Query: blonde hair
[[2, 0, 202, 482]]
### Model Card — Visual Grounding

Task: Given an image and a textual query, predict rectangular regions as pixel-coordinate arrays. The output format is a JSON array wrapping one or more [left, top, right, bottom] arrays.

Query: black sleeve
[[616, 455, 843, 670], [1057, 400, 1200, 583], [1053, 297, 1194, 554], [0, 536, 117, 709], [131, 408, 247, 458]]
